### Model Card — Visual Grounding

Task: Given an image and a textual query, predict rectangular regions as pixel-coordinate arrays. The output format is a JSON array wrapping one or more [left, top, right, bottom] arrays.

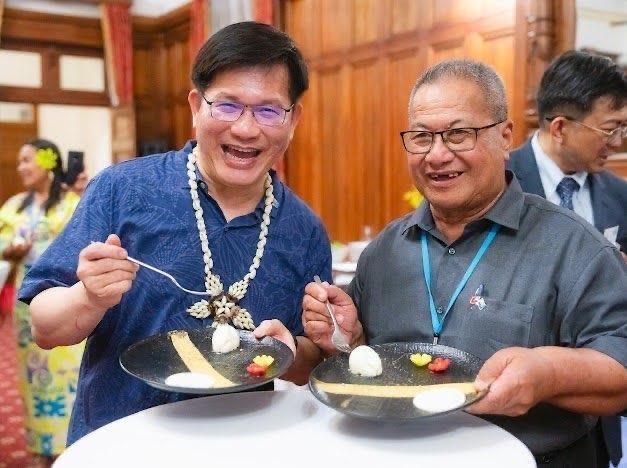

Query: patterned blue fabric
[[19, 140, 332, 445], [555, 177, 580, 211]]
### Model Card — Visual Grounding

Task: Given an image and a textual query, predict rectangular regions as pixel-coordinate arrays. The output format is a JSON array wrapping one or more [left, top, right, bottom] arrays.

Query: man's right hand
[[77, 234, 138, 311], [302, 281, 362, 356]]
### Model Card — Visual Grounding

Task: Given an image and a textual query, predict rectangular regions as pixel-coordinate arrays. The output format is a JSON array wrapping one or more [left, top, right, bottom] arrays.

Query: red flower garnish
[[427, 357, 451, 373], [246, 362, 267, 377]]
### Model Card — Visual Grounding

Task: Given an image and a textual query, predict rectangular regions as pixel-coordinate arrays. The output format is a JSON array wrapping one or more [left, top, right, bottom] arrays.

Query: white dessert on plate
[[348, 345, 382, 377], [412, 387, 466, 412], [212, 323, 240, 353], [165, 372, 215, 388]]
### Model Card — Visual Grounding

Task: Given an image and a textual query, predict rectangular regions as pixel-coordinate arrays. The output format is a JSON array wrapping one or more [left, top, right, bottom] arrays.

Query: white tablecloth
[[54, 389, 535, 468]]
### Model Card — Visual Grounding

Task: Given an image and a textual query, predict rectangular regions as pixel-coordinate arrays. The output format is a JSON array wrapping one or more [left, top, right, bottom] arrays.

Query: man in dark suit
[[509, 50, 627, 467]]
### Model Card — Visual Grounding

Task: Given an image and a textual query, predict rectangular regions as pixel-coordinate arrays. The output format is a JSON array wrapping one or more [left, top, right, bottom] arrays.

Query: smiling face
[[17, 144, 49, 191], [188, 65, 301, 196], [407, 78, 513, 218], [555, 97, 627, 174]]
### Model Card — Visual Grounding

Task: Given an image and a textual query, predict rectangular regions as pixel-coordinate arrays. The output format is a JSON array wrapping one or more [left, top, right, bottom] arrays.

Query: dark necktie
[[555, 177, 579, 211]]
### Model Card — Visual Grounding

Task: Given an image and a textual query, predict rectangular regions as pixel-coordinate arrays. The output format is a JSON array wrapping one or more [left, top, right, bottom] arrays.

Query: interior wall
[[282, 0, 576, 242], [283, 0, 522, 241], [38, 104, 112, 176]]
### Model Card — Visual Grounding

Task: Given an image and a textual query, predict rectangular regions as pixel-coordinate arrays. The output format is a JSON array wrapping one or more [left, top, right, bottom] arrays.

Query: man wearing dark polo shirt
[[303, 59, 627, 467]]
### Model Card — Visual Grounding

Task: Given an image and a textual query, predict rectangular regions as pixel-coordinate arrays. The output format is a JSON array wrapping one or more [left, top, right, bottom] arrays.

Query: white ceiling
[[4, 0, 191, 18]]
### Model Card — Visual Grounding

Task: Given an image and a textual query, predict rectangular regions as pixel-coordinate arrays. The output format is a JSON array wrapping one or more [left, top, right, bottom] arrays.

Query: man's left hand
[[253, 319, 296, 357], [467, 347, 556, 416]]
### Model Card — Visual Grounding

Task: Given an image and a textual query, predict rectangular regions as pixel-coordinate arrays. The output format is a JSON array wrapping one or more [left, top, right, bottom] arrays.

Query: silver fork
[[313, 275, 352, 353], [127, 256, 209, 296]]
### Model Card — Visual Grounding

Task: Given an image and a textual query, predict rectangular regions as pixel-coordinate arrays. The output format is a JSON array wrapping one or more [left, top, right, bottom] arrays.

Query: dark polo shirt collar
[[402, 171, 525, 239]]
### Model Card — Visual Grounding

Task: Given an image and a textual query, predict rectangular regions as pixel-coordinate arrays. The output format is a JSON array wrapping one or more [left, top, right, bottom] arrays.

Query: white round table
[[54, 390, 535, 468]]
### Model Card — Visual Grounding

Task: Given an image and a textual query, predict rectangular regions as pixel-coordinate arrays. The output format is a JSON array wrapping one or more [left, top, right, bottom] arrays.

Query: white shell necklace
[[185, 145, 274, 329]]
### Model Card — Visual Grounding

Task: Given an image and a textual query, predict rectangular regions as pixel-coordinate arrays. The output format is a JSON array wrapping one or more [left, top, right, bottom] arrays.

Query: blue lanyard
[[421, 223, 500, 344]]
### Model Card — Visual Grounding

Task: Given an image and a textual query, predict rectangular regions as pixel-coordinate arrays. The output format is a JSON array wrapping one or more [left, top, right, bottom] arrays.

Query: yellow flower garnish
[[35, 148, 58, 170], [403, 188, 423, 208], [253, 355, 274, 368], [410, 353, 432, 367]]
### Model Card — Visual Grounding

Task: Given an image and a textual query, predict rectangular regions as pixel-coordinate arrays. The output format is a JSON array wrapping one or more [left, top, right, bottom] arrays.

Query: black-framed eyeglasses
[[200, 94, 294, 127], [545, 116, 627, 142], [400, 120, 505, 154]]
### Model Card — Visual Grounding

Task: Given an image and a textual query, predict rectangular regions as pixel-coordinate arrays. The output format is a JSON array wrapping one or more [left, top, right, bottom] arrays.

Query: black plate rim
[[308, 341, 486, 421], [119, 327, 294, 394]]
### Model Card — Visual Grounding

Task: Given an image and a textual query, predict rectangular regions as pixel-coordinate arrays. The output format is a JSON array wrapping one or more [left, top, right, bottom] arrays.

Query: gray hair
[[409, 59, 508, 121]]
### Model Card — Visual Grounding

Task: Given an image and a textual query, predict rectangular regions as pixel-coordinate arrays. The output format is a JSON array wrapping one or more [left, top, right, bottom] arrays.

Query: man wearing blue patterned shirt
[[19, 22, 331, 445]]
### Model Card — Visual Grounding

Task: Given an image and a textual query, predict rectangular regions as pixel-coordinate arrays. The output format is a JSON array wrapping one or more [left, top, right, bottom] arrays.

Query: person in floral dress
[[0, 139, 85, 459]]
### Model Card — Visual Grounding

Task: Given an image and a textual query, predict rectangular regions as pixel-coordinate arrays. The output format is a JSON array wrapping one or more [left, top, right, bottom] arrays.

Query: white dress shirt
[[531, 132, 594, 224]]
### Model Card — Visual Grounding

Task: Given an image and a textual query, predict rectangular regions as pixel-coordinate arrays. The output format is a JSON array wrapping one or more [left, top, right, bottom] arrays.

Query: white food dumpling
[[348, 345, 382, 377], [212, 323, 240, 353]]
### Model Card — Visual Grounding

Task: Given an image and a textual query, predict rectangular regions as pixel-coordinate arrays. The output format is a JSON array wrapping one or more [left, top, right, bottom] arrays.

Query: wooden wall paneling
[[281, 0, 319, 58], [286, 70, 318, 213], [385, 49, 422, 223], [606, 157, 627, 179], [391, 0, 429, 34], [428, 38, 465, 64], [353, 0, 381, 45], [512, 0, 532, 143], [320, 0, 351, 55], [1, 8, 102, 48], [155, 38, 170, 144], [553, 0, 576, 54], [319, 67, 343, 239], [348, 58, 381, 238], [479, 30, 516, 118], [173, 101, 191, 149], [282, 0, 578, 240], [0, 0, 4, 42], [132, 3, 192, 152], [0, 111, 37, 204]]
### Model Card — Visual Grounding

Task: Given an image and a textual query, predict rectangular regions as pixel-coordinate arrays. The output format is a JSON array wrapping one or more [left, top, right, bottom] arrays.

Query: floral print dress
[[0, 191, 84, 456]]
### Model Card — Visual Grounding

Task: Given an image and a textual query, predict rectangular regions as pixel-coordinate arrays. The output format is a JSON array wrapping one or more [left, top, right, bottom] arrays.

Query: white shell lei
[[185, 145, 274, 329]]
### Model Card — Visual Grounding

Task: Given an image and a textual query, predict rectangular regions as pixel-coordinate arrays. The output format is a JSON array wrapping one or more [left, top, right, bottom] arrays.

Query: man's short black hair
[[537, 50, 627, 124], [191, 21, 308, 104]]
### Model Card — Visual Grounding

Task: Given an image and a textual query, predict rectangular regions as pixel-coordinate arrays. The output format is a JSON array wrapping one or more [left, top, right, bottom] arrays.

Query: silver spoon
[[313, 275, 352, 353], [127, 256, 209, 296]]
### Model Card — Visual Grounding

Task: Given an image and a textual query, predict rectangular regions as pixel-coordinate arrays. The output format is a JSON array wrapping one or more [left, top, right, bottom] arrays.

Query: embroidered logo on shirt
[[469, 284, 486, 310]]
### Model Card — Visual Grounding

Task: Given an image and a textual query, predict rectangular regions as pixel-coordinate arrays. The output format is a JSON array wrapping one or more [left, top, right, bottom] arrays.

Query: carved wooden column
[[514, 0, 576, 142], [189, 0, 208, 63], [0, 0, 5, 44], [101, 3, 136, 162]]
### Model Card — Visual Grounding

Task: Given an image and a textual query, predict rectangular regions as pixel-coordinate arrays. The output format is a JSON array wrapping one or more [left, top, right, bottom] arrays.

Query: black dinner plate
[[309, 342, 485, 421], [120, 328, 293, 394]]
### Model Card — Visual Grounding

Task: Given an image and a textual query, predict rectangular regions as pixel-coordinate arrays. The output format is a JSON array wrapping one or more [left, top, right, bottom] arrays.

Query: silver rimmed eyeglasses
[[545, 116, 627, 142], [200, 94, 293, 127], [400, 120, 505, 154]]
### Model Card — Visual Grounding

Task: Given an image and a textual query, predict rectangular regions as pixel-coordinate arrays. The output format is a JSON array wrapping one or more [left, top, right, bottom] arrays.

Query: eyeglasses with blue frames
[[545, 116, 627, 142], [400, 120, 505, 154], [200, 94, 294, 127]]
